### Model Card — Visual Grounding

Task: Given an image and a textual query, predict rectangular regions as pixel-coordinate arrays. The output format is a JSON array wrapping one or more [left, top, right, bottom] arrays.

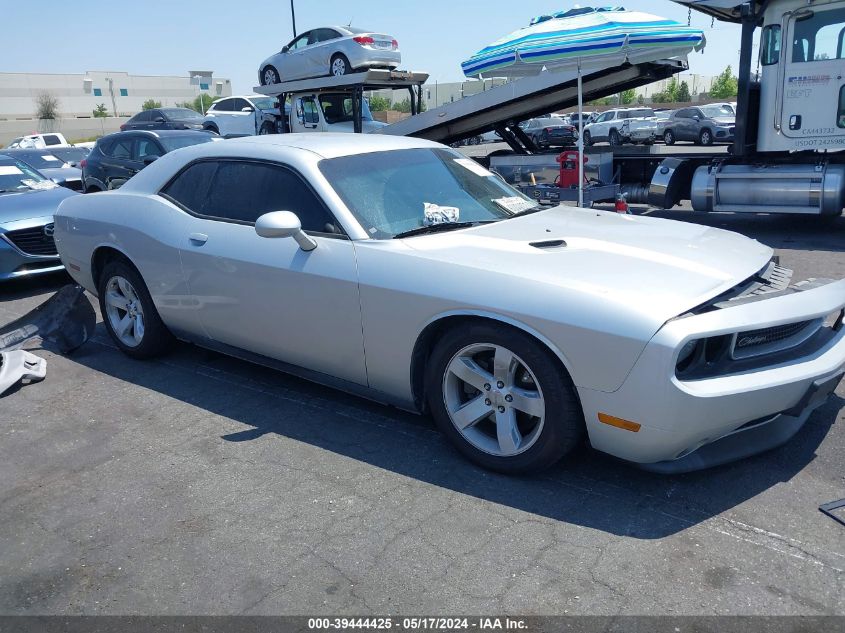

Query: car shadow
[[64, 325, 841, 540], [0, 271, 74, 303]]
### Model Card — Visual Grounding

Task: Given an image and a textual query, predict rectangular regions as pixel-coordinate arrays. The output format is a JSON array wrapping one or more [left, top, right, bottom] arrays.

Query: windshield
[[319, 148, 537, 238], [250, 97, 278, 111], [319, 93, 374, 124], [701, 105, 734, 118], [158, 134, 216, 152], [0, 158, 52, 193], [161, 108, 203, 120]]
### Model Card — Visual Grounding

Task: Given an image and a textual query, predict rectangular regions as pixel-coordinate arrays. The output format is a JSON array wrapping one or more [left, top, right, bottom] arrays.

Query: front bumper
[[0, 215, 64, 281], [577, 278, 845, 471]]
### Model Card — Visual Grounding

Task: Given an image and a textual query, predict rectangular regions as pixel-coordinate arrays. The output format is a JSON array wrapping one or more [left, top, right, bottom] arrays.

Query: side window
[[675, 109, 688, 119], [134, 110, 152, 122], [108, 138, 134, 159], [211, 99, 231, 112], [839, 86, 845, 128], [761, 24, 781, 65], [167, 161, 337, 232], [301, 98, 320, 124], [161, 161, 216, 211], [288, 32, 311, 50], [792, 8, 845, 62], [151, 110, 165, 121], [313, 28, 340, 42], [136, 139, 164, 160], [231, 98, 250, 112]]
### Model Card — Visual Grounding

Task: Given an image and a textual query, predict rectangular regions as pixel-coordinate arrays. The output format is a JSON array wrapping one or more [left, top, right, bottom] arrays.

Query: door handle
[[189, 233, 208, 245]]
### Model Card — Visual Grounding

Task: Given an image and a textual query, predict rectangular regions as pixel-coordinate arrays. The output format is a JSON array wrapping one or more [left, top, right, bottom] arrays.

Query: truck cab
[[288, 92, 387, 133], [757, 0, 845, 152]]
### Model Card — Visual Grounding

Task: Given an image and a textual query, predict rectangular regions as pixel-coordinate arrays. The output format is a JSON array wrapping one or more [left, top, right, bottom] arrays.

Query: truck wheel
[[330, 54, 350, 77], [258, 121, 275, 135], [583, 130, 592, 146], [609, 129, 621, 146], [261, 66, 280, 85], [699, 129, 713, 146], [663, 129, 676, 145]]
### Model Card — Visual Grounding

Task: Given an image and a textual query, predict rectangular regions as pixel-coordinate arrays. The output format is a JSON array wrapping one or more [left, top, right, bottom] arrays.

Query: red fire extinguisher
[[615, 192, 629, 214]]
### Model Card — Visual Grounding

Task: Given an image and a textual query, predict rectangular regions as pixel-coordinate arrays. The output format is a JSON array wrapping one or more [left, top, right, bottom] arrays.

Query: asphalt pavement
[[1, 209, 843, 616]]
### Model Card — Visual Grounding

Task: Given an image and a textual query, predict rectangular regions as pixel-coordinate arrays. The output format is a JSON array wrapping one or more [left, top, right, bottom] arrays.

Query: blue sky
[[3, 1, 742, 92]]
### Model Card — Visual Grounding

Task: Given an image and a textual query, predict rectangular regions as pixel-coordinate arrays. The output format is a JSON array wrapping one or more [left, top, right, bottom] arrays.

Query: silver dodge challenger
[[53, 135, 845, 474]]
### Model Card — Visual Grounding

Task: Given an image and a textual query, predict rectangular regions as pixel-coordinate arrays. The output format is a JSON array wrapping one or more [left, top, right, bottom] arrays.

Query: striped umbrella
[[462, 6, 705, 79]]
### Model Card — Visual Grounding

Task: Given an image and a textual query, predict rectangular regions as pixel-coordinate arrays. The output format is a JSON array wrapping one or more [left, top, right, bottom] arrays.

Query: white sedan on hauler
[[53, 135, 845, 474]]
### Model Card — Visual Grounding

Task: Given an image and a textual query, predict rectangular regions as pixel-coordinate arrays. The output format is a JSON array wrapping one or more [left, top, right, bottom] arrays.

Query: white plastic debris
[[0, 350, 47, 396]]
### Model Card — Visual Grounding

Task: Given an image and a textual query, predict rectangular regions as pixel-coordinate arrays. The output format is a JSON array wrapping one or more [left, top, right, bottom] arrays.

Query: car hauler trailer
[[252, 69, 429, 134], [646, 0, 845, 217]]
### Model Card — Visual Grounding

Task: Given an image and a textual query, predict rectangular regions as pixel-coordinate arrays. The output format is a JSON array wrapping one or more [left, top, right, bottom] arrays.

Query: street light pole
[[290, 0, 297, 37]]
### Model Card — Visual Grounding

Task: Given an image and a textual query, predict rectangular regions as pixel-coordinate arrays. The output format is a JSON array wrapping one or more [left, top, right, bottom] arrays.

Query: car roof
[[187, 133, 441, 160], [99, 129, 211, 142]]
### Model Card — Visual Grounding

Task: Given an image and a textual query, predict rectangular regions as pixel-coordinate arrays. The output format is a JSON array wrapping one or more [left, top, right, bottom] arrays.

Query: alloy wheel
[[332, 58, 347, 76], [104, 275, 145, 347], [442, 343, 545, 457]]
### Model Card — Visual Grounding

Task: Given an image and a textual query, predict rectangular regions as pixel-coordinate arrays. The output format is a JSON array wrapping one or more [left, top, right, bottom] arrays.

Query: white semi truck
[[647, 0, 845, 217]]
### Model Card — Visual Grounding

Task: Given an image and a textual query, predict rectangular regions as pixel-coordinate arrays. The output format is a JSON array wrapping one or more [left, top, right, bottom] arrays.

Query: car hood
[[401, 206, 772, 325], [711, 117, 735, 125], [38, 167, 82, 181], [0, 186, 78, 225], [330, 120, 389, 133]]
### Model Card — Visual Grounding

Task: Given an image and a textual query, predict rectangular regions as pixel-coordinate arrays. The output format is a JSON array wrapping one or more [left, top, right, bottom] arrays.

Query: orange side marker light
[[598, 413, 641, 432]]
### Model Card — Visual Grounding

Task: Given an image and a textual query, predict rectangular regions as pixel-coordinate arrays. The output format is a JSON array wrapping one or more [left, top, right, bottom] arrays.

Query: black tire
[[97, 259, 173, 359], [258, 121, 275, 135], [609, 129, 621, 146], [330, 54, 351, 77], [84, 185, 102, 194], [426, 322, 584, 474], [583, 130, 592, 146], [261, 66, 280, 85], [699, 128, 713, 146], [663, 129, 676, 145]]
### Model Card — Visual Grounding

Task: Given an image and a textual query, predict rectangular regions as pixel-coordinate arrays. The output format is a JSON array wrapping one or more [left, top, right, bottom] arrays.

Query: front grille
[[734, 320, 814, 351], [3, 225, 58, 256]]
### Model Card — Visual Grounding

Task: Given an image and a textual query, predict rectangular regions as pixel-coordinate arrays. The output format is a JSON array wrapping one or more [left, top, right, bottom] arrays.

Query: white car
[[5, 133, 71, 149], [583, 107, 655, 146], [202, 95, 283, 137], [53, 134, 845, 474]]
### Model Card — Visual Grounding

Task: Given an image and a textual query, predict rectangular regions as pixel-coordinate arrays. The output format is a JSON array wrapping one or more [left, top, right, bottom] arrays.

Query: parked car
[[259, 26, 401, 84], [54, 134, 845, 475], [81, 130, 217, 192], [651, 109, 673, 141], [121, 108, 206, 131], [0, 154, 78, 280], [566, 111, 595, 131], [5, 133, 71, 150], [202, 95, 283, 137], [522, 117, 577, 148], [583, 108, 655, 146], [662, 104, 736, 146], [1, 149, 84, 191], [48, 146, 90, 167]]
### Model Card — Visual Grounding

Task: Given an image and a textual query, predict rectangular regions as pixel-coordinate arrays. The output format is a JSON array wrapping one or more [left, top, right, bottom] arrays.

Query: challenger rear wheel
[[426, 323, 584, 473], [98, 260, 173, 359]]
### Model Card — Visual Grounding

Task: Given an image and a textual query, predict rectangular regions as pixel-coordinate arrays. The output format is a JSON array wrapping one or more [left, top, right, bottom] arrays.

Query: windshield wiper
[[393, 221, 494, 239]]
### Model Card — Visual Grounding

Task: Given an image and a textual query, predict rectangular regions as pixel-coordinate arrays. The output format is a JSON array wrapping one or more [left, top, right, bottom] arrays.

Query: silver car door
[[167, 159, 367, 385], [280, 31, 315, 81]]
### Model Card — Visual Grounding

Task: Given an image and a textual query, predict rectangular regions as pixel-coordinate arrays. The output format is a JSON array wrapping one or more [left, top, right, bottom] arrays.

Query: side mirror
[[142, 155, 159, 165], [693, 115, 701, 121], [154, 117, 166, 123], [241, 106, 254, 113], [255, 211, 317, 251], [281, 45, 290, 53]]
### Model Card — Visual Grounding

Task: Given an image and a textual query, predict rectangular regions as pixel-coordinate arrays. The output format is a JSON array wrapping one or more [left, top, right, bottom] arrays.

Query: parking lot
[[1, 208, 843, 616]]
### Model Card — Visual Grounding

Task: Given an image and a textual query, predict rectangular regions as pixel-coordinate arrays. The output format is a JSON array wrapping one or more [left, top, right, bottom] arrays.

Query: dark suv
[[81, 130, 216, 192], [663, 104, 736, 146], [121, 107, 206, 131]]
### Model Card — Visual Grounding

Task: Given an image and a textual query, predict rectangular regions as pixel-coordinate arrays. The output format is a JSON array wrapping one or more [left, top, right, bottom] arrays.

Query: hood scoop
[[529, 239, 567, 250]]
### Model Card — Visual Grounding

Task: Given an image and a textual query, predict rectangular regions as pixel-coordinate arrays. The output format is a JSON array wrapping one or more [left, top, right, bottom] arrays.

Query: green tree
[[676, 81, 691, 102], [389, 98, 426, 113], [92, 103, 109, 118], [142, 99, 162, 111], [637, 93, 645, 105], [176, 93, 216, 113], [664, 78, 679, 102], [368, 95, 391, 112], [620, 88, 636, 105], [710, 65, 738, 99]]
